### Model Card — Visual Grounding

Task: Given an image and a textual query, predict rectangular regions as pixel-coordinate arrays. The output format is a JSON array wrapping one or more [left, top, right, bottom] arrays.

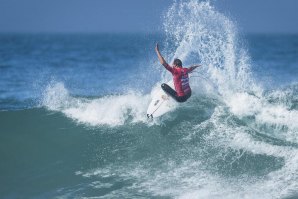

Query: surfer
[[155, 43, 200, 102]]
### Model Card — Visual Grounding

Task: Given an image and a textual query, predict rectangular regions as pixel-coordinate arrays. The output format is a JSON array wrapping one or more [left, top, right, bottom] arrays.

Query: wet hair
[[173, 58, 182, 67]]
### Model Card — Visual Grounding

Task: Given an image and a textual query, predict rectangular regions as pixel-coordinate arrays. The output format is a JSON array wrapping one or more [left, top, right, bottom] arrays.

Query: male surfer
[[155, 43, 200, 102]]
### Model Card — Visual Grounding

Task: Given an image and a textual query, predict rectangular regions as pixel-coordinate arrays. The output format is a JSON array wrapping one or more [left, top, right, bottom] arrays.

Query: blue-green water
[[1, 1, 298, 198]]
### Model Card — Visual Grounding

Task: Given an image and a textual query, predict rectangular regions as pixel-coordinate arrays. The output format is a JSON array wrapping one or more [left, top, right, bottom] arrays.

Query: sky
[[0, 0, 297, 33]]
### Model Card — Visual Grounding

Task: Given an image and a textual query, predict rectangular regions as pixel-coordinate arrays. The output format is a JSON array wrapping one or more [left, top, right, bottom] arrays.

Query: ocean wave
[[26, 0, 298, 198], [41, 82, 150, 126]]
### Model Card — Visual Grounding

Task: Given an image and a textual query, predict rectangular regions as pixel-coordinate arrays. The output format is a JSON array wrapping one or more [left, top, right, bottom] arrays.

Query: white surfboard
[[146, 80, 177, 118]]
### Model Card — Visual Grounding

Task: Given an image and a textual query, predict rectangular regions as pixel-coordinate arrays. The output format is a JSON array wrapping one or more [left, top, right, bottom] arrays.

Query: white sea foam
[[226, 91, 298, 142], [188, 106, 298, 199], [73, 106, 298, 199], [227, 92, 298, 129], [42, 82, 150, 126]]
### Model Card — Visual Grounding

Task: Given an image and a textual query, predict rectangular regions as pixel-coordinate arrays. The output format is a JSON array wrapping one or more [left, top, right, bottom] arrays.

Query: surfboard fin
[[147, 114, 153, 119]]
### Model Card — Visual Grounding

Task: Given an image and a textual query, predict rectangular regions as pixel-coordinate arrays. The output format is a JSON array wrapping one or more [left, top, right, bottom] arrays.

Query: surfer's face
[[173, 58, 182, 68], [173, 64, 181, 68]]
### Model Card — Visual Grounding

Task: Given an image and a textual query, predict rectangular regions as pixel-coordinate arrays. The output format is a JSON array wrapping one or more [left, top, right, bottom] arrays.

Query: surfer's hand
[[193, 64, 201, 69], [189, 64, 201, 72], [155, 43, 168, 67], [155, 43, 160, 52]]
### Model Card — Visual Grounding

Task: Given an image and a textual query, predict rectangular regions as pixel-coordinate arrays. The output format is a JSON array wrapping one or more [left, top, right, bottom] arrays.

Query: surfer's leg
[[161, 83, 177, 99], [176, 92, 192, 103], [176, 96, 186, 102]]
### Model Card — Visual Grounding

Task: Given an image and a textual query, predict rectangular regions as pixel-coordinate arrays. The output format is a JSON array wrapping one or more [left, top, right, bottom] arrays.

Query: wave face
[[1, 0, 298, 198]]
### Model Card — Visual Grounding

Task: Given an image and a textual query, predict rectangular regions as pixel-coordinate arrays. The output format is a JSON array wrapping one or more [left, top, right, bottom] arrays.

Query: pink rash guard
[[163, 64, 192, 97]]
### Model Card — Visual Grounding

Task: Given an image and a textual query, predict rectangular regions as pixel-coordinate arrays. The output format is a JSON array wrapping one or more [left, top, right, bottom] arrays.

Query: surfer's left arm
[[188, 64, 201, 72]]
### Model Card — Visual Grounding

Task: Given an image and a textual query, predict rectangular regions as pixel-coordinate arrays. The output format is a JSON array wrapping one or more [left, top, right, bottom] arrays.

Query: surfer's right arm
[[155, 43, 173, 72], [188, 64, 201, 72]]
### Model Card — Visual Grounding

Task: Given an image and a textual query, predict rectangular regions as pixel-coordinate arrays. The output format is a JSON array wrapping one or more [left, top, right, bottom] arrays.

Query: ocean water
[[1, 1, 298, 198]]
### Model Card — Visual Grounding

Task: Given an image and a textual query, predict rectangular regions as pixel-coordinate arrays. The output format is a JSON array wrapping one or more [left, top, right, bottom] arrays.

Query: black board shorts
[[161, 83, 191, 103]]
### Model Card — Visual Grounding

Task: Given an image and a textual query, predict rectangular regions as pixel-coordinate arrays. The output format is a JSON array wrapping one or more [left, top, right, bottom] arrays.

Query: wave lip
[[226, 90, 298, 143], [42, 82, 150, 126]]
